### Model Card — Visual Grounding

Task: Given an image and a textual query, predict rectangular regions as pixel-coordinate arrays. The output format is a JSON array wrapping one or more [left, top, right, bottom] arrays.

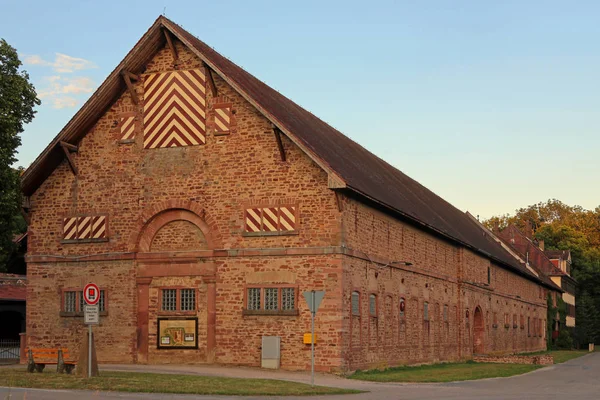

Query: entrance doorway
[[473, 306, 485, 354]]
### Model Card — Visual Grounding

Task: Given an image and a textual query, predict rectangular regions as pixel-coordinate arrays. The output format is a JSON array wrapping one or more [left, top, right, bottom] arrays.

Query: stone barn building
[[21, 16, 557, 372]]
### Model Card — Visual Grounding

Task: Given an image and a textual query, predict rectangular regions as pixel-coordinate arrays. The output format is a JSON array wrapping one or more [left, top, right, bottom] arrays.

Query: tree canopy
[[485, 199, 600, 346], [0, 38, 40, 271]]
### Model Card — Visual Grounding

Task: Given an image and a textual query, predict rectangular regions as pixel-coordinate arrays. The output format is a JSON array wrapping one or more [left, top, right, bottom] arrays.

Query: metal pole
[[88, 324, 92, 378], [311, 291, 315, 387]]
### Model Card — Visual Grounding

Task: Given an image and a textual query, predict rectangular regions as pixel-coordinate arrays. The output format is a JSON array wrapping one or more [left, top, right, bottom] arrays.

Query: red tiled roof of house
[[0, 273, 26, 301]]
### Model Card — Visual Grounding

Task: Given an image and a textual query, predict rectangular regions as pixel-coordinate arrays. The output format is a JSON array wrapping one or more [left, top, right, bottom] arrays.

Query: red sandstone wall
[[339, 197, 547, 370], [26, 42, 344, 370], [26, 261, 137, 363], [27, 41, 341, 257]]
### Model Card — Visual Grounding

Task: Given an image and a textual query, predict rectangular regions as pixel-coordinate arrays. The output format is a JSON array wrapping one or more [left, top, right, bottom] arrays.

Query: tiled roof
[[0, 274, 26, 301], [545, 249, 571, 261]]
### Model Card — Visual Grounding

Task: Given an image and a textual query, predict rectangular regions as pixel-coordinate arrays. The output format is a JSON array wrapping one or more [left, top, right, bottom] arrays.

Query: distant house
[[544, 250, 576, 328], [496, 225, 576, 335]]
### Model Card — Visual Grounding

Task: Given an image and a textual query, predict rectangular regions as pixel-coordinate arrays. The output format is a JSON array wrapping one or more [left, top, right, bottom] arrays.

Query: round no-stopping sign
[[83, 283, 100, 305]]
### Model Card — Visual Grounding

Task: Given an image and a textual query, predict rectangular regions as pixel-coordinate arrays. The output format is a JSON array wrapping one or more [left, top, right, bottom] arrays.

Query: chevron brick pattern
[[120, 114, 136, 140], [62, 215, 108, 241], [244, 205, 297, 234], [143, 69, 206, 149]]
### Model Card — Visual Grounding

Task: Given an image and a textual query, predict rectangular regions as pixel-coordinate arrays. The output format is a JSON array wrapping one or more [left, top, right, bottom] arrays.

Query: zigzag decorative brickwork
[[143, 69, 206, 148]]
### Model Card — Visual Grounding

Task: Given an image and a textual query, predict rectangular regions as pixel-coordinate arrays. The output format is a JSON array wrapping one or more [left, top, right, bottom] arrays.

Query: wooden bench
[[26, 348, 76, 374]]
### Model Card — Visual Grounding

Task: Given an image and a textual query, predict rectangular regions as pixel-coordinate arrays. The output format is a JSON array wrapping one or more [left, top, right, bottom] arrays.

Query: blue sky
[[3, 0, 599, 218]]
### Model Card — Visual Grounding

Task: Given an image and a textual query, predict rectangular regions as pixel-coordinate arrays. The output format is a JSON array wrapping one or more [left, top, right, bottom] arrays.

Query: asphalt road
[[1, 353, 598, 400]]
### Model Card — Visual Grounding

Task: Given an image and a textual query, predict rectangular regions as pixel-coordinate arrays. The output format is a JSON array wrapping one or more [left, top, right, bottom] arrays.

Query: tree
[[485, 199, 600, 346], [0, 39, 40, 270]]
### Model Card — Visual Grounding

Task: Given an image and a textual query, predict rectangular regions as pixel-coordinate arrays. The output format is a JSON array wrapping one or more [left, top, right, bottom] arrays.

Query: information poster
[[157, 317, 198, 349]]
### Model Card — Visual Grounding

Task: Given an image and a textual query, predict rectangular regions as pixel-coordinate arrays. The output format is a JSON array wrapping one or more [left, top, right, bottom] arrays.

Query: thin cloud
[[23, 52, 97, 73], [38, 76, 96, 109], [52, 97, 78, 109]]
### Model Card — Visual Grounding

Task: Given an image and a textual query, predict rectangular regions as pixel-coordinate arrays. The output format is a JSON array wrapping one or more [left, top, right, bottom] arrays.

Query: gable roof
[[497, 225, 566, 278], [22, 16, 556, 290], [545, 249, 571, 262]]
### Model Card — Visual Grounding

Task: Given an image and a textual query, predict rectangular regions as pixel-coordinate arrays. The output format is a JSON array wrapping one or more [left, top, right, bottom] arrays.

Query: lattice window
[[247, 288, 261, 310], [181, 289, 196, 311], [79, 291, 85, 312], [99, 290, 106, 312], [265, 288, 279, 310], [369, 294, 377, 317], [282, 288, 295, 310], [352, 291, 360, 316], [423, 302, 429, 321], [162, 289, 177, 311], [64, 291, 77, 313]]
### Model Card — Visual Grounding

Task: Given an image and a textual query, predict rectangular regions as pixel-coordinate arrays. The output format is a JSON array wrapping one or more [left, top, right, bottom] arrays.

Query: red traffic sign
[[83, 283, 100, 305]]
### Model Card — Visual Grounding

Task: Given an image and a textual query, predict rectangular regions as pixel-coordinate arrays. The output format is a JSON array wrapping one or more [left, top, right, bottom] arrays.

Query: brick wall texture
[[26, 41, 549, 372]]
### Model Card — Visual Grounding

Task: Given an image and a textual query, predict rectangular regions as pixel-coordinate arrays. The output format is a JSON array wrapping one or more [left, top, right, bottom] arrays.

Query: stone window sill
[[242, 309, 299, 316], [61, 238, 109, 244], [242, 231, 299, 237], [60, 311, 108, 317]]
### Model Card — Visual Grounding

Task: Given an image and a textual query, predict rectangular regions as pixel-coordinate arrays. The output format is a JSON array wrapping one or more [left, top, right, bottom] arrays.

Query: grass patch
[[349, 362, 541, 383], [0, 368, 361, 396], [530, 350, 590, 364]]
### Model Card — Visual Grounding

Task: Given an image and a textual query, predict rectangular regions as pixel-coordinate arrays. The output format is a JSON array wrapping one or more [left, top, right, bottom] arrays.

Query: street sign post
[[303, 290, 325, 387], [83, 283, 100, 377]]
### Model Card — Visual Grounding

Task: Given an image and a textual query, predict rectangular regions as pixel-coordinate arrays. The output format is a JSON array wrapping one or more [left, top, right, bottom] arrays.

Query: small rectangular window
[[78, 291, 85, 312], [99, 290, 106, 312], [369, 294, 377, 316], [399, 297, 405, 317], [282, 288, 295, 310], [351, 292, 360, 316], [245, 286, 297, 314], [265, 288, 279, 310], [423, 302, 429, 321], [64, 291, 77, 313], [161, 289, 177, 311], [180, 289, 196, 311], [443, 304, 448, 322], [247, 288, 261, 310]]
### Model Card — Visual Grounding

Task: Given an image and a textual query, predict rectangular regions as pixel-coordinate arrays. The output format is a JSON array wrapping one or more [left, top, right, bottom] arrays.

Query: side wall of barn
[[339, 197, 547, 371]]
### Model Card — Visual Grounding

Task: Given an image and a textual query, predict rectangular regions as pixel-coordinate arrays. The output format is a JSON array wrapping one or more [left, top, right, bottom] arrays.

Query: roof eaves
[[160, 18, 346, 190], [21, 16, 167, 196]]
